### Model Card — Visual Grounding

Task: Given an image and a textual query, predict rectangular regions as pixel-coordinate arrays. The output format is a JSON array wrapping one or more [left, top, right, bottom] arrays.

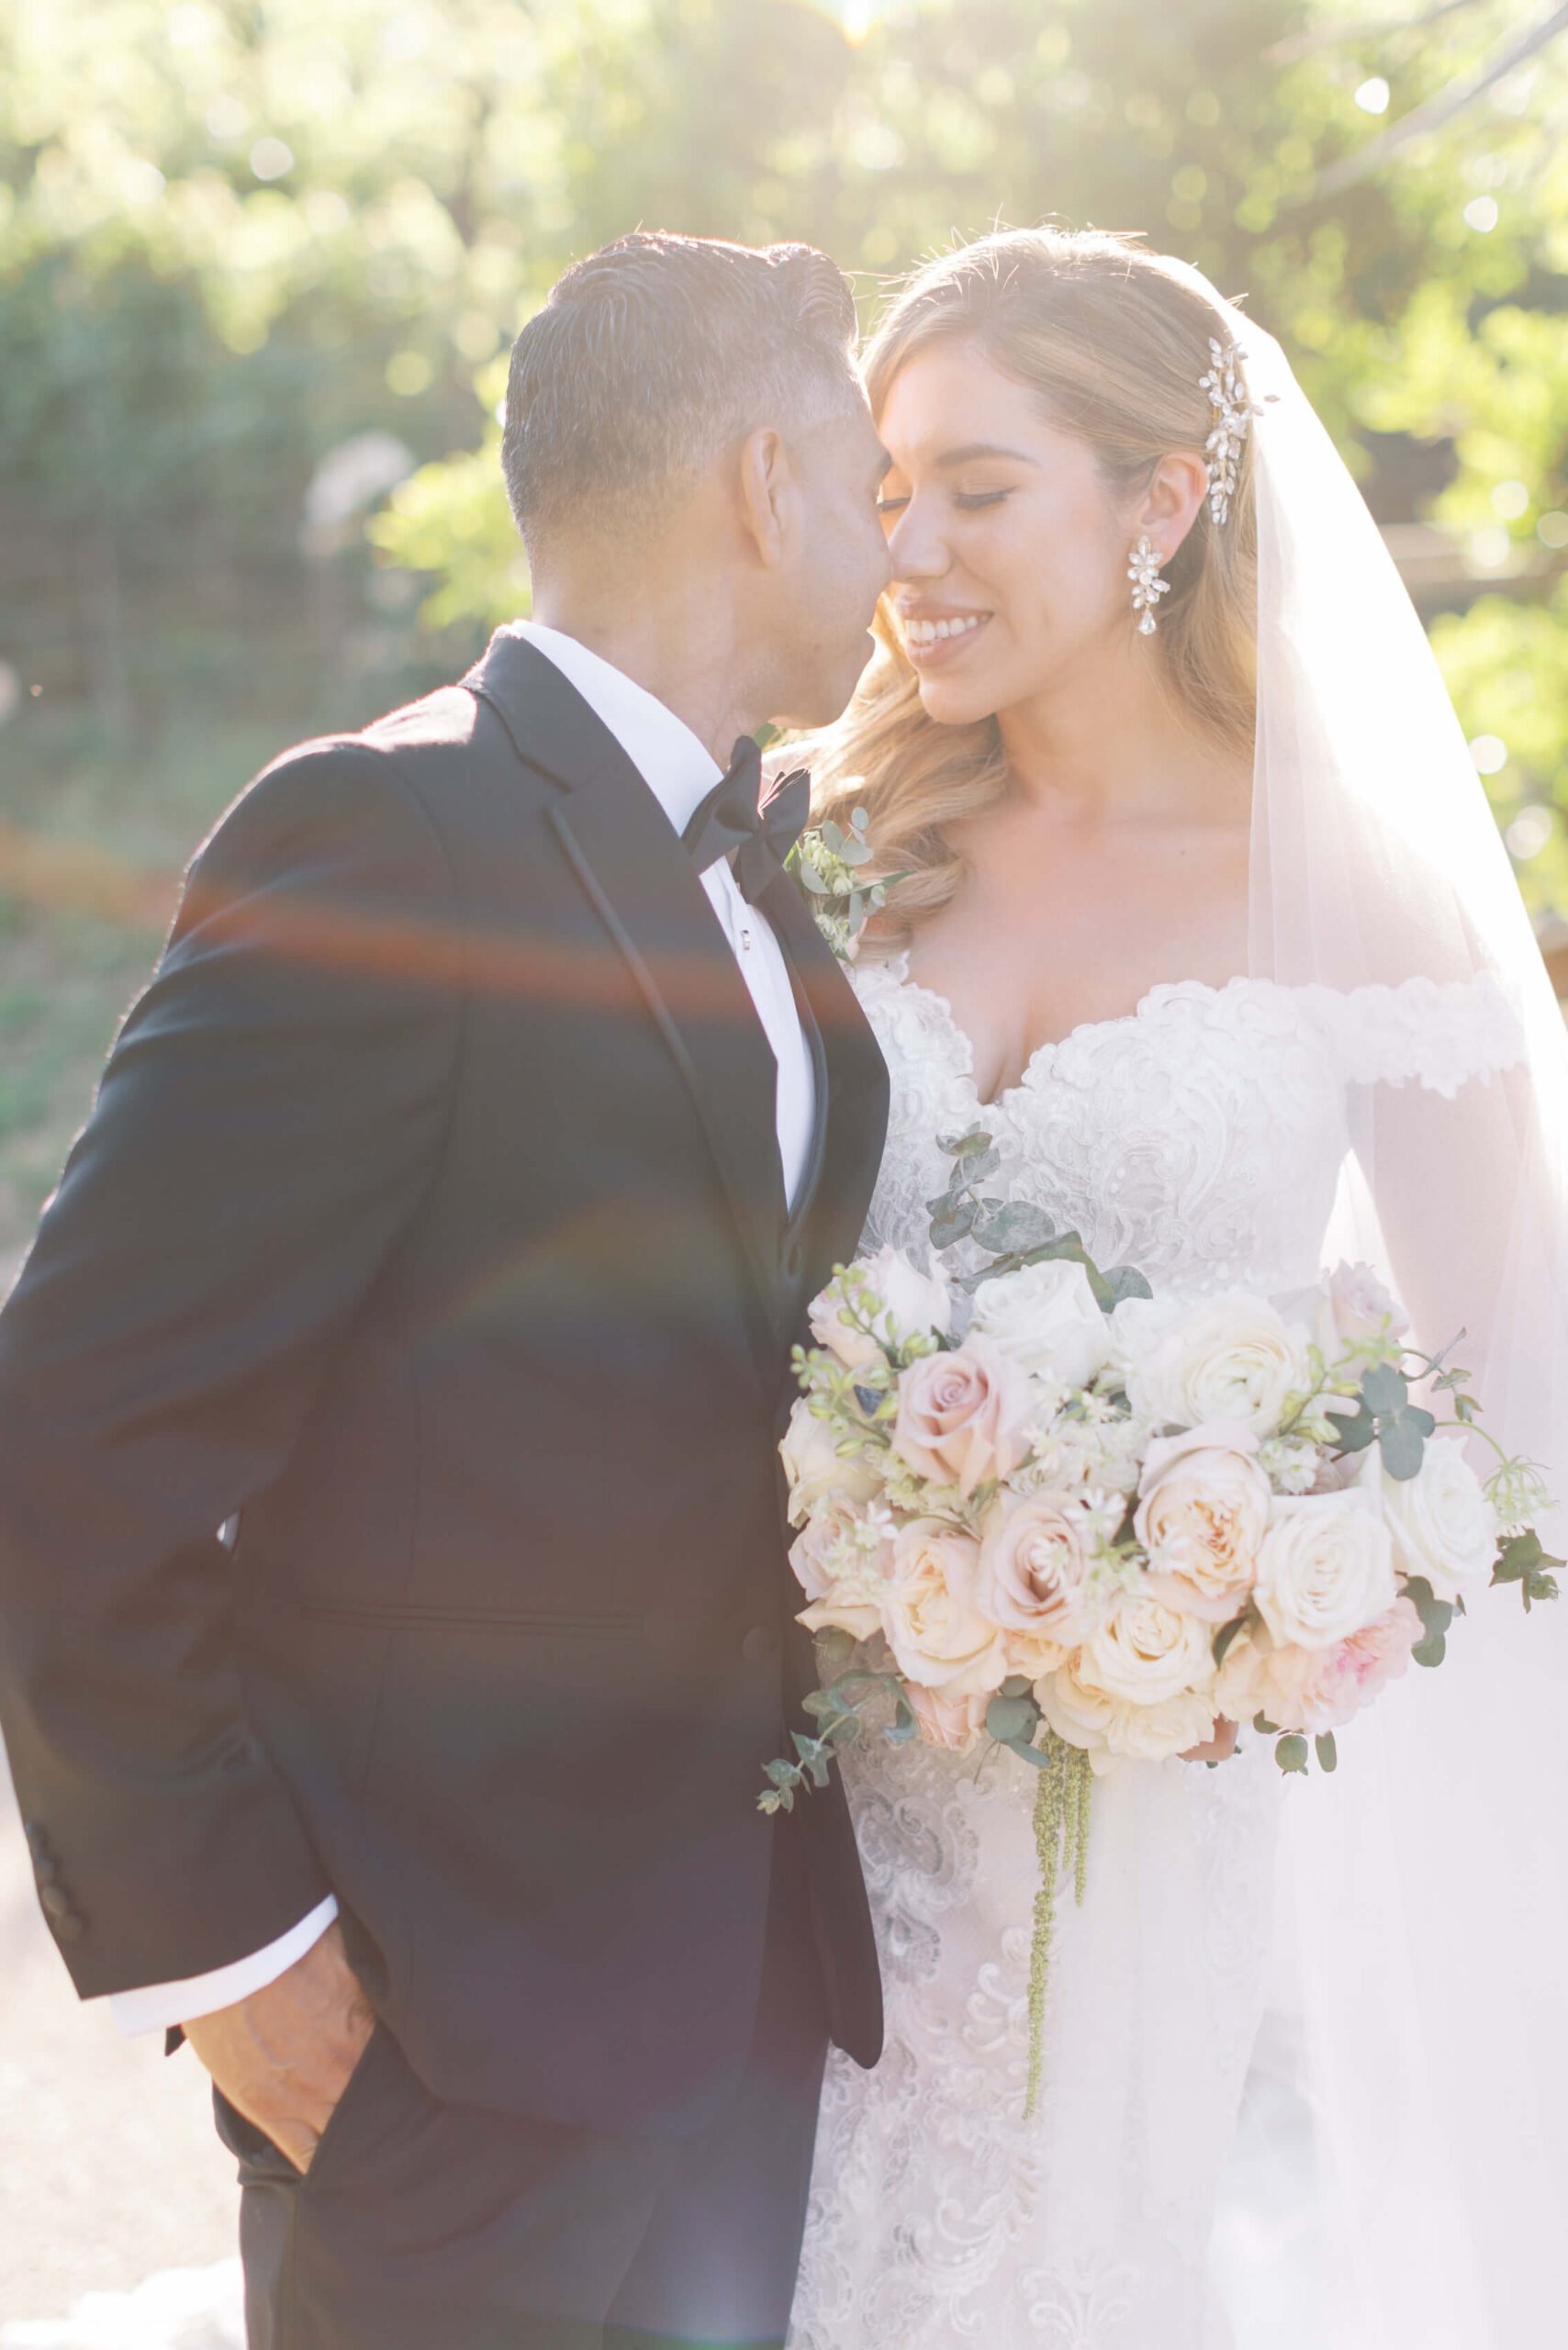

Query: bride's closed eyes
[[876, 486, 1019, 518]]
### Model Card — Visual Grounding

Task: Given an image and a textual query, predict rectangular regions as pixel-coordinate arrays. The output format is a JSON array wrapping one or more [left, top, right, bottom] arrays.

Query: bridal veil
[[1162, 261, 1568, 2347]]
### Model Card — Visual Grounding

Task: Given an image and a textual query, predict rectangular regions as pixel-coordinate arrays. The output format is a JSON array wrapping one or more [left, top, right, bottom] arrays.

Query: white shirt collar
[[507, 620, 722, 834]]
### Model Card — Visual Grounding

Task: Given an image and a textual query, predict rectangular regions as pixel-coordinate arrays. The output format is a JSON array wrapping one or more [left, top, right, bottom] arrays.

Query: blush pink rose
[[891, 1337, 1031, 1498], [974, 1492, 1108, 1646], [904, 1681, 992, 1754]]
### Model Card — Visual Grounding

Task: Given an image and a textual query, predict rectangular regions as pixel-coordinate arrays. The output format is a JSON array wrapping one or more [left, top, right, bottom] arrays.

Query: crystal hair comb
[[1198, 339, 1260, 526]]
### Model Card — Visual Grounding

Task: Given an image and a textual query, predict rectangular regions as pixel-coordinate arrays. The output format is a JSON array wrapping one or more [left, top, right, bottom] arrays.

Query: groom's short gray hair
[[502, 231, 861, 553]]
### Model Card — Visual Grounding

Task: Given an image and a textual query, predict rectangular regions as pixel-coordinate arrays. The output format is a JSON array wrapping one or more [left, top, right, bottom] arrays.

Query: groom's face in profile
[[766, 392, 891, 732]]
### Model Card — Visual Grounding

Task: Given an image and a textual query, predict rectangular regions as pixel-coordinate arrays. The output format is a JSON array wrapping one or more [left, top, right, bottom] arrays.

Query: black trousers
[[217, 1821, 829, 2350]]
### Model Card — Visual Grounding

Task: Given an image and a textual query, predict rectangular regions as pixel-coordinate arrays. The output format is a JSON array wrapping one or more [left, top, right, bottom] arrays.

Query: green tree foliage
[[6, 0, 1568, 900]]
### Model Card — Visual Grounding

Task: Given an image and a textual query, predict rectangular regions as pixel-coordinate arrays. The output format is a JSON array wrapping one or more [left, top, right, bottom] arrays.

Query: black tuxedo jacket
[[0, 632, 890, 2132]]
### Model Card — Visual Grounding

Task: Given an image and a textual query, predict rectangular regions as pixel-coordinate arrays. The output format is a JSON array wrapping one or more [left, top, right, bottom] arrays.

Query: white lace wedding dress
[[786, 955, 1521, 2350]]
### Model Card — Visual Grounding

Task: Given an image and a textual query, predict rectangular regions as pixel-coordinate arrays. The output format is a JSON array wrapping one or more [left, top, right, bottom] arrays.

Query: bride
[[785, 229, 1568, 2350]]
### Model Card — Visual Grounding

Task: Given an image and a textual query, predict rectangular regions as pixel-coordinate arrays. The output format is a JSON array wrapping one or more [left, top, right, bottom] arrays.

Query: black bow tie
[[681, 735, 811, 908]]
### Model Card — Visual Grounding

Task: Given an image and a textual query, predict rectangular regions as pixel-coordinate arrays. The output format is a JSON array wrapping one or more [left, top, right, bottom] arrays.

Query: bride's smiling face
[[877, 340, 1159, 726]]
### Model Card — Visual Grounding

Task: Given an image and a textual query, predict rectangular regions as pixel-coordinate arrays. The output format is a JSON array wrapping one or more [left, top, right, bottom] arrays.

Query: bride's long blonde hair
[[814, 229, 1259, 954]]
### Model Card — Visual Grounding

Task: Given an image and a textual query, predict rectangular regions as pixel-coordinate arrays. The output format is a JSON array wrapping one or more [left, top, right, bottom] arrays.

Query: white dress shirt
[[108, 620, 817, 2036]]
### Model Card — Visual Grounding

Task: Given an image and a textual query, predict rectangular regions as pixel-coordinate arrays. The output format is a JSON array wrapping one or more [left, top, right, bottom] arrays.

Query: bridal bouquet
[[764, 1126, 1560, 2110]]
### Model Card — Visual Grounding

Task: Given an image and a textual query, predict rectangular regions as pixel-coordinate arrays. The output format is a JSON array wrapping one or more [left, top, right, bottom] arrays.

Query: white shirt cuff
[[105, 1894, 341, 2037]]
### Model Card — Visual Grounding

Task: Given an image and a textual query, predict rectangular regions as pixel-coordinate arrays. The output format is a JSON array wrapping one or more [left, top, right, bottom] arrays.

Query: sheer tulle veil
[[1159, 260, 1568, 2346]]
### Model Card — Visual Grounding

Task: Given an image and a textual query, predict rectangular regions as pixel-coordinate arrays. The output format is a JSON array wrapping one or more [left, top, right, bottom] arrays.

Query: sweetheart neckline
[[881, 957, 1257, 1109]]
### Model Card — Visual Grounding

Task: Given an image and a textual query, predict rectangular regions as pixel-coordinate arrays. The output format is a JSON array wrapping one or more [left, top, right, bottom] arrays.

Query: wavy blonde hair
[[812, 229, 1258, 954]]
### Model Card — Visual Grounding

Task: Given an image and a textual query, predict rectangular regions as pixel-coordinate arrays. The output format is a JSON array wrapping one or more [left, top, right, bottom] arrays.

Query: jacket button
[[52, 1914, 86, 1944], [33, 1856, 59, 1887], [741, 1623, 779, 1662], [23, 1822, 51, 1860], [39, 1885, 72, 1919]]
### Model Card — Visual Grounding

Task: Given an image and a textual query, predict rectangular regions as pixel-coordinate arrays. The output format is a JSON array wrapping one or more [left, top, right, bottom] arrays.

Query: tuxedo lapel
[[760, 871, 890, 1285], [465, 634, 787, 1374]]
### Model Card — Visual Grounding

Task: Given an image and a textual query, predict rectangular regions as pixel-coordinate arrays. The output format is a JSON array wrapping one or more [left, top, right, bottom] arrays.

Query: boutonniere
[[789, 808, 894, 962]]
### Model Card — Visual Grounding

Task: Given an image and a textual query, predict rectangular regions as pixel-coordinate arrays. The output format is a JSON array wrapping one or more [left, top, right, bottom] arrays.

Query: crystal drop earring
[[1127, 535, 1170, 635]]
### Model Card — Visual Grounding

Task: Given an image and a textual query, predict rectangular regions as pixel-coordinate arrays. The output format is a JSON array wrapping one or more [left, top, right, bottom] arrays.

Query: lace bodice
[[787, 957, 1523, 2350], [851, 959, 1521, 1298]]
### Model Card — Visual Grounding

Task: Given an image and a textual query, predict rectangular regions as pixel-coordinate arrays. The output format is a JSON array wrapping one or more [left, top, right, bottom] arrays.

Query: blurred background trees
[[4, 0, 1568, 1243]]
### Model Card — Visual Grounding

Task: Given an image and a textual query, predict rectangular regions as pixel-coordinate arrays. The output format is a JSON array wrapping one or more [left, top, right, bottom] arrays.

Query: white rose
[[779, 1397, 881, 1526], [1111, 1292, 1311, 1435], [1104, 1687, 1220, 1764], [1035, 1655, 1117, 1768], [1134, 1423, 1271, 1623], [1383, 1434, 1497, 1603], [808, 1247, 952, 1370], [1253, 1487, 1396, 1651], [882, 1519, 1008, 1695], [1079, 1593, 1215, 1706], [969, 1259, 1112, 1389]]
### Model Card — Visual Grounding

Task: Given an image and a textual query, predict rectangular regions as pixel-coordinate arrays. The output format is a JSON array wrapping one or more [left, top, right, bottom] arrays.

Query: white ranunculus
[[809, 1247, 952, 1370], [882, 1519, 1009, 1696], [779, 1397, 881, 1525], [1110, 1292, 1311, 1435], [1079, 1593, 1215, 1706], [1383, 1433, 1497, 1603], [1252, 1487, 1397, 1650], [969, 1259, 1113, 1389]]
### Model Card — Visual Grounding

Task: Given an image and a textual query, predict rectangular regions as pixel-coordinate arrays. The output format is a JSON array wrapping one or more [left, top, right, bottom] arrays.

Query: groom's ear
[[735, 425, 795, 572]]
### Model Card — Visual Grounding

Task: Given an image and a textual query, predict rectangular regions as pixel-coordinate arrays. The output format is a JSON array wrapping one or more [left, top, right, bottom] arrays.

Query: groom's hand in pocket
[[183, 1919, 374, 2175]]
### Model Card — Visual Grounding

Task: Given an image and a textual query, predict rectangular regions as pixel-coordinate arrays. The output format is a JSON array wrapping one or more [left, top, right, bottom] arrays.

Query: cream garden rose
[[1383, 1434, 1496, 1603], [1079, 1592, 1215, 1706], [780, 1396, 881, 1524], [1112, 1292, 1311, 1434], [1037, 1654, 1216, 1772], [891, 1336, 1031, 1498], [1135, 1423, 1271, 1623], [969, 1259, 1112, 1388], [809, 1246, 952, 1371], [882, 1519, 1008, 1695], [1252, 1486, 1397, 1650]]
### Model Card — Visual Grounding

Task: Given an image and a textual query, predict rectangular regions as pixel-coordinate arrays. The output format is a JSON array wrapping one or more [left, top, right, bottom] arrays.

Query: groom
[[0, 232, 891, 2346]]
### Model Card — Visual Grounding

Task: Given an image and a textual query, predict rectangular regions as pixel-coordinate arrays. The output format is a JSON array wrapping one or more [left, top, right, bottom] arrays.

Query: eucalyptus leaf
[[930, 1208, 977, 1252], [846, 890, 863, 934], [1412, 1628, 1447, 1668], [1212, 1614, 1249, 1668], [971, 1200, 1058, 1253], [1361, 1362, 1408, 1415], [986, 1691, 1041, 1744], [1275, 1733, 1310, 1774], [852, 806, 870, 828], [798, 864, 831, 894], [1002, 1734, 1057, 1770], [821, 821, 844, 853], [1253, 1711, 1280, 1735], [1102, 1263, 1154, 1306], [839, 839, 873, 867], [885, 1696, 919, 1746], [1330, 1404, 1377, 1453], [1315, 1732, 1338, 1774], [1377, 1408, 1428, 1482]]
